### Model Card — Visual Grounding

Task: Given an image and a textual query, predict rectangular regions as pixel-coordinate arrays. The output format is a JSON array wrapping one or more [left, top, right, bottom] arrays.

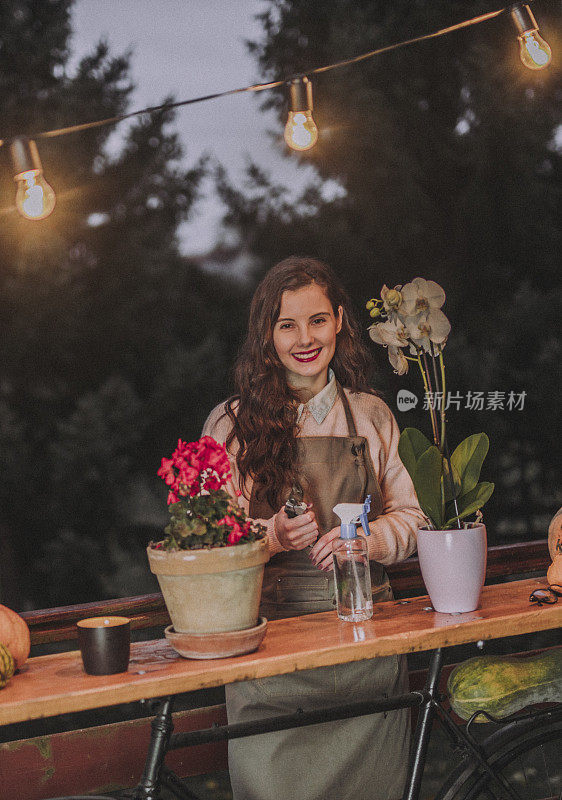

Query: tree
[[0, 0, 250, 606], [216, 0, 561, 541]]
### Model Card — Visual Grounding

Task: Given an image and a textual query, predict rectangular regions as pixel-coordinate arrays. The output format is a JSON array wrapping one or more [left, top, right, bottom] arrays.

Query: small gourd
[[0, 643, 16, 688], [0, 603, 30, 669], [547, 553, 562, 586], [448, 647, 562, 722], [548, 507, 562, 561]]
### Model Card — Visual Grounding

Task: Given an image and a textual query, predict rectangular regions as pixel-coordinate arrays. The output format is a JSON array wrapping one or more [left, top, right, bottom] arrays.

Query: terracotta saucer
[[164, 616, 267, 659]]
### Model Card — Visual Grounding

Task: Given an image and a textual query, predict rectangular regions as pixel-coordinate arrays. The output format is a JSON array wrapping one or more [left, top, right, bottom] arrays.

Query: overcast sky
[[69, 0, 319, 255]]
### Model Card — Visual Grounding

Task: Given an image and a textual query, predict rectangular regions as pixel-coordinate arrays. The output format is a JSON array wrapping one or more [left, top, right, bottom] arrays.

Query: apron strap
[[336, 381, 358, 438]]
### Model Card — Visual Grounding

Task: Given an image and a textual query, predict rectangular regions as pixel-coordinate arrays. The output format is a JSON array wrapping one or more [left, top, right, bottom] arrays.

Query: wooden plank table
[[1, 577, 561, 727]]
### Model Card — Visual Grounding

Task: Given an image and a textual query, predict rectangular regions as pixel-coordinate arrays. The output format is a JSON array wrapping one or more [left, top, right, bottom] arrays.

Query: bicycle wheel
[[436, 705, 562, 800]]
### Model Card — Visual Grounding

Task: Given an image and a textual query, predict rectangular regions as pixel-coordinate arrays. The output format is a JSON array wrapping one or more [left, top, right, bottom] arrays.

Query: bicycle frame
[[402, 649, 528, 800], [132, 646, 546, 800]]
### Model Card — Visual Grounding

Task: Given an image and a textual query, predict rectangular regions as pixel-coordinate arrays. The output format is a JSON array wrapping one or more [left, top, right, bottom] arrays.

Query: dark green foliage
[[163, 492, 231, 549], [161, 491, 265, 550], [0, 1, 251, 607]]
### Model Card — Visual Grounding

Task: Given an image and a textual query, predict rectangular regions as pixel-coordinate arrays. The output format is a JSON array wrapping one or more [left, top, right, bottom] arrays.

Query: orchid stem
[[422, 350, 441, 450], [428, 343, 447, 524], [443, 435, 462, 529], [438, 348, 446, 448], [433, 344, 461, 529], [429, 344, 444, 450], [416, 351, 439, 448]]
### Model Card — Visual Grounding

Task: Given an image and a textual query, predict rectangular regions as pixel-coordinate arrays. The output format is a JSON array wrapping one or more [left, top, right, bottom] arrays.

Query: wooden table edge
[[2, 578, 561, 726]]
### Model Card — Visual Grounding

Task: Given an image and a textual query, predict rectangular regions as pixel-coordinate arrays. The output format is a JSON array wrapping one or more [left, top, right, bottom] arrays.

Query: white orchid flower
[[369, 318, 411, 373], [401, 278, 446, 317], [368, 318, 410, 348], [407, 310, 451, 354], [388, 345, 409, 375], [380, 284, 403, 318], [400, 277, 449, 354]]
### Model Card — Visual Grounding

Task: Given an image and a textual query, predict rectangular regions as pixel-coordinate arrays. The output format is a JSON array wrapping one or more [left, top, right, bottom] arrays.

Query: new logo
[[397, 389, 418, 412]]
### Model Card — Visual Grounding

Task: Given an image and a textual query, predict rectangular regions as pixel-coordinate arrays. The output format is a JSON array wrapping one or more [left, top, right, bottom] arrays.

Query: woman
[[203, 256, 425, 800]]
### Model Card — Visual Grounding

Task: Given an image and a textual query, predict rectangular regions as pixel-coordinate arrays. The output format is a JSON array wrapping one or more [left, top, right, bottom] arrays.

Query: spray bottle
[[332, 495, 373, 622]]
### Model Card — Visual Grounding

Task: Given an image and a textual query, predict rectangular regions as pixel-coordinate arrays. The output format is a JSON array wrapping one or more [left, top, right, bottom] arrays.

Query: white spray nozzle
[[333, 496, 372, 539], [333, 503, 363, 525]]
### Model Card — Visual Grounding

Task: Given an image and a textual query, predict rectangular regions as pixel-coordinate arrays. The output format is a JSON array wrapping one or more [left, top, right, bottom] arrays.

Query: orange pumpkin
[[0, 604, 30, 669], [548, 507, 562, 560], [547, 554, 562, 587]]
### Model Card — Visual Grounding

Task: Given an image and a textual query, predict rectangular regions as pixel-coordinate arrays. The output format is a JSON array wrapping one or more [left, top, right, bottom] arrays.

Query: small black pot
[[76, 616, 131, 675]]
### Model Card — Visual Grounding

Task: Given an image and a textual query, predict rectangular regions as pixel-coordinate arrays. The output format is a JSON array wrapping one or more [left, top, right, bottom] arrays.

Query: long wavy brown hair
[[225, 256, 375, 509]]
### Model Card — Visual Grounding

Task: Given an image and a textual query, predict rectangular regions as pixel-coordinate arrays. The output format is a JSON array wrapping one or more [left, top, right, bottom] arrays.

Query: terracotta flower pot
[[147, 538, 269, 634], [416, 523, 487, 613]]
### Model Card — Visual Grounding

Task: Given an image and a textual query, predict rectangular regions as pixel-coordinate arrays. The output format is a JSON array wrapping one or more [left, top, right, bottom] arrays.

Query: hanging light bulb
[[284, 77, 318, 151], [510, 4, 552, 70], [9, 138, 56, 220]]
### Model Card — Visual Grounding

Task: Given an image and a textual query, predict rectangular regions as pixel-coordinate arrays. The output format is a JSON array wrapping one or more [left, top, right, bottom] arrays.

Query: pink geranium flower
[[156, 436, 265, 550], [227, 528, 244, 545]]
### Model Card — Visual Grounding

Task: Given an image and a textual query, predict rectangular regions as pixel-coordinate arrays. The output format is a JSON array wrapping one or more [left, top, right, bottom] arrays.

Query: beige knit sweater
[[202, 388, 426, 565]]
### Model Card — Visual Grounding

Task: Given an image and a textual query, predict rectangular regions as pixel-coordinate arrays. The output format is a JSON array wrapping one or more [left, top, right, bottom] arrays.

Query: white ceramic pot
[[147, 538, 269, 634], [416, 523, 487, 613]]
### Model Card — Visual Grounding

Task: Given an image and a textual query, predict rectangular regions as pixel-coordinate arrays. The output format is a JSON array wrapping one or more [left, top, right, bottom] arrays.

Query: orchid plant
[[154, 436, 265, 550], [367, 278, 494, 530]]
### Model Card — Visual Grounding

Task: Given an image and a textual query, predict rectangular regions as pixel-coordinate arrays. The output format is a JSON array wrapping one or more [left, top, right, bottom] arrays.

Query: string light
[[284, 77, 319, 151], [10, 138, 56, 220], [0, 7, 515, 153], [0, 5, 555, 218], [510, 4, 552, 70]]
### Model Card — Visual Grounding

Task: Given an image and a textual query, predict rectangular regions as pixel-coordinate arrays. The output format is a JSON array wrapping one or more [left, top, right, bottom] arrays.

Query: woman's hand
[[308, 527, 341, 571], [274, 506, 318, 551]]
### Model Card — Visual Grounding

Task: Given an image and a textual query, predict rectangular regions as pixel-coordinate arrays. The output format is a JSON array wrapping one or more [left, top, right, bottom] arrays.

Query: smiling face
[[273, 282, 343, 397]]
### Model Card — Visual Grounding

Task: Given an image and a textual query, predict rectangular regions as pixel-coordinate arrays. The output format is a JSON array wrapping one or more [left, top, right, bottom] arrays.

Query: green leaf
[[398, 428, 433, 480], [451, 434, 490, 496], [413, 445, 444, 529], [444, 482, 495, 528], [190, 519, 207, 537], [442, 459, 462, 503]]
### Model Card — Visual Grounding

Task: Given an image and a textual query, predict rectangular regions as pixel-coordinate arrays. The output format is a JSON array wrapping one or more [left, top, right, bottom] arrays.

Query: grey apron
[[226, 384, 410, 800]]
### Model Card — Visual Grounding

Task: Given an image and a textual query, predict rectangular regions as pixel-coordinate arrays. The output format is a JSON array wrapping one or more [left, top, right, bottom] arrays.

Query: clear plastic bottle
[[332, 497, 374, 622], [332, 536, 373, 621]]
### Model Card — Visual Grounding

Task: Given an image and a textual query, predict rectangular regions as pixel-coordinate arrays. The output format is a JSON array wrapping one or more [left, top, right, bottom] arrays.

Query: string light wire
[[0, 7, 508, 148]]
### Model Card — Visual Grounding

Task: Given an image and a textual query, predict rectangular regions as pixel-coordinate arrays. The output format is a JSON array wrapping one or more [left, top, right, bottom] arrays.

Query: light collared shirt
[[296, 368, 337, 425]]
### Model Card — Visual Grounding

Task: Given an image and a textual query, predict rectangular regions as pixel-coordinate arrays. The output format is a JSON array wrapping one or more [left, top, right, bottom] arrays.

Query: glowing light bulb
[[284, 110, 318, 151], [285, 77, 318, 152], [9, 138, 56, 220], [15, 170, 56, 220], [510, 4, 552, 71], [518, 31, 552, 70]]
